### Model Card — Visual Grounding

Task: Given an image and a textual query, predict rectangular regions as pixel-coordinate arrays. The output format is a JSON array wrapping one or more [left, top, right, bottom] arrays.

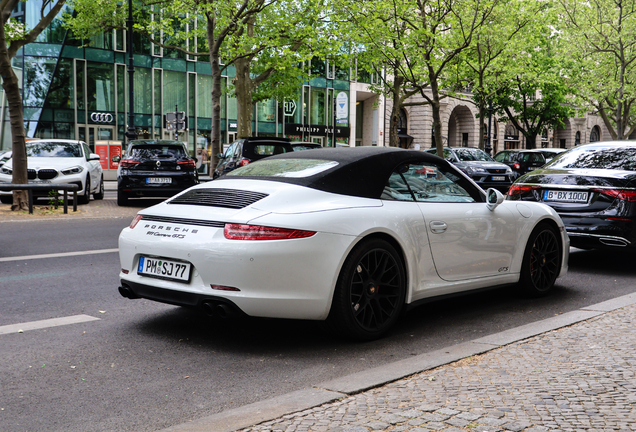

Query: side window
[[83, 144, 91, 160], [494, 152, 505, 162], [443, 149, 454, 161], [403, 163, 476, 203], [382, 162, 480, 203], [225, 142, 237, 160], [382, 171, 415, 201]]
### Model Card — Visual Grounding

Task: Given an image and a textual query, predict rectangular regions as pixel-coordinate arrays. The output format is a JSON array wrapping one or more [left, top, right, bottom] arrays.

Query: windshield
[[454, 148, 495, 162], [26, 142, 82, 158], [129, 145, 186, 159], [228, 158, 338, 178], [547, 145, 636, 171]]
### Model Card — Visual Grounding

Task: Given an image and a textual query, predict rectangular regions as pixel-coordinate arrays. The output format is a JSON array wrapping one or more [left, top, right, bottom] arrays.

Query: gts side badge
[[498, 267, 509, 272]]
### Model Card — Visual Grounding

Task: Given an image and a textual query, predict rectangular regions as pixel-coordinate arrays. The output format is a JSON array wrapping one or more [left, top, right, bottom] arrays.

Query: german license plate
[[138, 256, 191, 282], [147, 177, 171, 184], [544, 190, 589, 203], [528, 167, 536, 171], [491, 176, 505, 181]]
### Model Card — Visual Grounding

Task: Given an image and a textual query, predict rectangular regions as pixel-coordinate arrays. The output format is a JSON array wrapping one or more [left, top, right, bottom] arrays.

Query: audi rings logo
[[90, 112, 114, 124]]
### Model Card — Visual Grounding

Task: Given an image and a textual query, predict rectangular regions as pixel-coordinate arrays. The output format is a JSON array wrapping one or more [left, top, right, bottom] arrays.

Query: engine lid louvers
[[168, 188, 268, 209]]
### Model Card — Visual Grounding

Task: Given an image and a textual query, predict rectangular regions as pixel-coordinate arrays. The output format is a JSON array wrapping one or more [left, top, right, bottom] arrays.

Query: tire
[[0, 195, 11, 204], [117, 191, 128, 206], [93, 176, 104, 200], [327, 238, 406, 341], [79, 177, 91, 204], [518, 222, 562, 297]]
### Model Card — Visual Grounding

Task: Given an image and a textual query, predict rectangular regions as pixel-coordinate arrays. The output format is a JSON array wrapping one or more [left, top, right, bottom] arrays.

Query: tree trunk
[[0, 25, 28, 210], [389, 74, 404, 148], [429, 70, 444, 158], [207, 16, 223, 169], [234, 57, 254, 138], [525, 133, 537, 149]]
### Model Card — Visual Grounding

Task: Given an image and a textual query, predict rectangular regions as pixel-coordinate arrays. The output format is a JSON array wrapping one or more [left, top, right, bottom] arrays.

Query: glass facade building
[[2, 3, 377, 175]]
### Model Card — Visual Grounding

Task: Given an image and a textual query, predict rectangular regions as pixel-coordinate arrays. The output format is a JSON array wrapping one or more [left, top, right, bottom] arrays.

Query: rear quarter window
[[130, 145, 186, 159]]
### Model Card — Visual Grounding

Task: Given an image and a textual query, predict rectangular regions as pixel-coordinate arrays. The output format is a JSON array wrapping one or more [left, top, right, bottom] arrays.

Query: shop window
[[197, 74, 213, 118], [162, 70, 187, 115], [86, 62, 115, 112], [134, 67, 153, 114], [23, 57, 57, 108], [310, 59, 326, 77], [310, 88, 326, 125]]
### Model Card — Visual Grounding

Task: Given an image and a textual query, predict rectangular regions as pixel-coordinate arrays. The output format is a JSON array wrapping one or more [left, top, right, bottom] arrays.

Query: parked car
[[494, 149, 546, 179], [426, 146, 514, 192], [537, 148, 567, 163], [0, 150, 11, 168], [508, 141, 636, 250], [0, 140, 103, 204], [213, 137, 293, 178], [291, 142, 322, 151], [113, 139, 198, 206], [117, 147, 568, 341]]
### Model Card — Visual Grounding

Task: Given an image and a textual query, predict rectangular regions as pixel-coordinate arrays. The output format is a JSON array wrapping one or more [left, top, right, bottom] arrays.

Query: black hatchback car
[[426, 146, 514, 192], [114, 140, 198, 206], [508, 141, 636, 250], [494, 149, 547, 179], [213, 137, 293, 178]]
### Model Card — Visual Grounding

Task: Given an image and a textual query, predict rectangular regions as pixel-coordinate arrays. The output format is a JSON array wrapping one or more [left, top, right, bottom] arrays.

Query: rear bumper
[[561, 215, 636, 249]]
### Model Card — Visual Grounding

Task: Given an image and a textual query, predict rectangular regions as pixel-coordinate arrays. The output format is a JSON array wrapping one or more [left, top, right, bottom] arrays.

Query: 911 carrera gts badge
[[143, 224, 199, 239], [499, 267, 509, 272]]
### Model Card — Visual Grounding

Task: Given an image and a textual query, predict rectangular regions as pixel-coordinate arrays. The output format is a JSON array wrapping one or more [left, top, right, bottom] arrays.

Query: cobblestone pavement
[[241, 304, 636, 432]]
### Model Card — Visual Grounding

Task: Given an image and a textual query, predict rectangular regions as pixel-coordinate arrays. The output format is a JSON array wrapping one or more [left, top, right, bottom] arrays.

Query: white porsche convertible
[[118, 147, 568, 340]]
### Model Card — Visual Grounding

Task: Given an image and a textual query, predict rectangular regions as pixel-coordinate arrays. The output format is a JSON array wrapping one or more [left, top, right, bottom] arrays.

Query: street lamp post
[[125, 0, 138, 143]]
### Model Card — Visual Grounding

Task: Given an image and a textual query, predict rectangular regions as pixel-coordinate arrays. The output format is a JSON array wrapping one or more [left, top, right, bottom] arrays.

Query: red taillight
[[513, 162, 521, 170], [120, 159, 140, 168], [239, 158, 251, 167], [224, 224, 316, 240], [592, 188, 636, 202], [177, 160, 196, 169], [130, 214, 143, 229], [508, 184, 540, 196]]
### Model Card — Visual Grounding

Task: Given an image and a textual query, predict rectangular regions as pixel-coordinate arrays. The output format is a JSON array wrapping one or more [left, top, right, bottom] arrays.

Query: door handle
[[429, 221, 448, 234]]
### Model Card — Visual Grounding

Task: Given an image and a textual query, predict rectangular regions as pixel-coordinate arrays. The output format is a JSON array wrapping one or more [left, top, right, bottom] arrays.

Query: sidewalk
[[164, 294, 636, 432], [0, 181, 139, 221]]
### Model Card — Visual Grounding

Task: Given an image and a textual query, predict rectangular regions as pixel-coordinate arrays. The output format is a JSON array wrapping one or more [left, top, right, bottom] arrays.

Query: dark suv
[[426, 146, 514, 192], [494, 149, 547, 180], [213, 137, 293, 178], [114, 140, 198, 206]]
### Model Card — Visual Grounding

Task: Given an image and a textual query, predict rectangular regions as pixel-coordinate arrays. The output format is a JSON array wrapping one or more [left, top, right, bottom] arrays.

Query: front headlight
[[465, 166, 488, 175], [61, 165, 84, 175], [505, 167, 513, 174], [1, 166, 12, 175]]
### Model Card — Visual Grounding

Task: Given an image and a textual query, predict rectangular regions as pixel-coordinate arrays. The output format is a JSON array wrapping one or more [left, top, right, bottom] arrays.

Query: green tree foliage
[[485, 5, 575, 149], [66, 0, 325, 158], [558, 0, 636, 140]]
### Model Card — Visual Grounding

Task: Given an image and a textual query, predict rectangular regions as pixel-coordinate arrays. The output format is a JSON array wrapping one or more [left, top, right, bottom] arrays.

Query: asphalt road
[[1, 214, 635, 432]]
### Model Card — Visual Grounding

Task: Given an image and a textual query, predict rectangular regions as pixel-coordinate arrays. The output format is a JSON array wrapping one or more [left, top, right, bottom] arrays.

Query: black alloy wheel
[[519, 223, 561, 297], [79, 177, 91, 204], [328, 238, 406, 341]]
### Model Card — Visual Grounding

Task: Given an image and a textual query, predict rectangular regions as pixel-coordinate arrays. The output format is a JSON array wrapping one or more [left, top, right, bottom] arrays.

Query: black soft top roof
[[216, 146, 453, 199]]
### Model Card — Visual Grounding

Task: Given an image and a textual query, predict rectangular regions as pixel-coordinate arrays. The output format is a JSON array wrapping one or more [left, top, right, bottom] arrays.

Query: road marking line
[[0, 314, 100, 335], [0, 248, 118, 262]]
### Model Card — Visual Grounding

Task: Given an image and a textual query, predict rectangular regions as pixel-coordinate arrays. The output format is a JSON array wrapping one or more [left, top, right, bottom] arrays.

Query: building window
[[575, 131, 581, 145], [590, 125, 600, 142]]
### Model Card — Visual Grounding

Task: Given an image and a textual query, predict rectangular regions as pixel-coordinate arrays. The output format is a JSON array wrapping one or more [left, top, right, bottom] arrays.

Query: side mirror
[[216, 153, 224, 159], [112, 156, 121, 163], [89, 153, 100, 161], [486, 188, 505, 211]]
